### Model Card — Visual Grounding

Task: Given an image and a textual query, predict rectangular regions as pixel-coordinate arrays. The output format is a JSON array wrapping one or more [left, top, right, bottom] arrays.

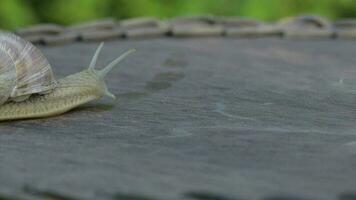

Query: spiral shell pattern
[[0, 32, 57, 104]]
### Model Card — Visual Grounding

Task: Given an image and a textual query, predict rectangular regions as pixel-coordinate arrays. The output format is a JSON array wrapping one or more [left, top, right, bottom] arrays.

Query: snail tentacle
[[98, 48, 136, 78], [89, 46, 136, 99], [89, 42, 104, 70]]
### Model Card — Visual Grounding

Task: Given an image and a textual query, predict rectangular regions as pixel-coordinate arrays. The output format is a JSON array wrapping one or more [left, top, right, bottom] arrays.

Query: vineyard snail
[[0, 31, 135, 121]]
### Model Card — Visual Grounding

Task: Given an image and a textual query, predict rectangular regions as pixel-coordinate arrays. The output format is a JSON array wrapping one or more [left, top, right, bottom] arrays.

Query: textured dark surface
[[1, 38, 356, 200]]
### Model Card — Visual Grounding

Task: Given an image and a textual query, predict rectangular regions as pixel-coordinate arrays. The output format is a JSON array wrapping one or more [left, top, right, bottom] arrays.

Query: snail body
[[0, 32, 134, 121]]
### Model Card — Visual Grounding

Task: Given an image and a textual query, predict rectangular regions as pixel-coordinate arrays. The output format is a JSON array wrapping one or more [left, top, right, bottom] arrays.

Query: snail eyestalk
[[98, 48, 136, 78], [88, 44, 136, 99], [89, 42, 104, 70]]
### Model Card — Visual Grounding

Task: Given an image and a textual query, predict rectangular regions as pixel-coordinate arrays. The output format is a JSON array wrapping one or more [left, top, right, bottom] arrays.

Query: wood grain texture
[[0, 38, 356, 200]]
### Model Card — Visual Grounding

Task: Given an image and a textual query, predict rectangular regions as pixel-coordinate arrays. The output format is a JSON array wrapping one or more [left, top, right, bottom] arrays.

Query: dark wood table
[[1, 38, 356, 200]]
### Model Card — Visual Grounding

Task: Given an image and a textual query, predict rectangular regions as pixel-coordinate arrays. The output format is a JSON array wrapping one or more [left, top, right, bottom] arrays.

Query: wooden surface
[[1, 38, 356, 200]]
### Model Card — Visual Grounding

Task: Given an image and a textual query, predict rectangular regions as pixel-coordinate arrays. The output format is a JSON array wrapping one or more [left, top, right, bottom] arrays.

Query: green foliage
[[1, 0, 356, 30], [30, 0, 112, 25], [0, 0, 37, 29]]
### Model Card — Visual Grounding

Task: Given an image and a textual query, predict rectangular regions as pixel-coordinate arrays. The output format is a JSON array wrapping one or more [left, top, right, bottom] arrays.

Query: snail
[[0, 32, 135, 121]]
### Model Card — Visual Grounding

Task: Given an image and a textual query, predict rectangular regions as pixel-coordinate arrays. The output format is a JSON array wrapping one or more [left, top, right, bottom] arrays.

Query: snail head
[[87, 42, 135, 99]]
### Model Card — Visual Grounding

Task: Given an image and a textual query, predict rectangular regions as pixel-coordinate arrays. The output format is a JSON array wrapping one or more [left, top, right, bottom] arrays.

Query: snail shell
[[0, 32, 57, 105]]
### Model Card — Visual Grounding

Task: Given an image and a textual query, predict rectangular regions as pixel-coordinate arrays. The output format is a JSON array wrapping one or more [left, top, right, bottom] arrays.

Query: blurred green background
[[1, 0, 356, 29]]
